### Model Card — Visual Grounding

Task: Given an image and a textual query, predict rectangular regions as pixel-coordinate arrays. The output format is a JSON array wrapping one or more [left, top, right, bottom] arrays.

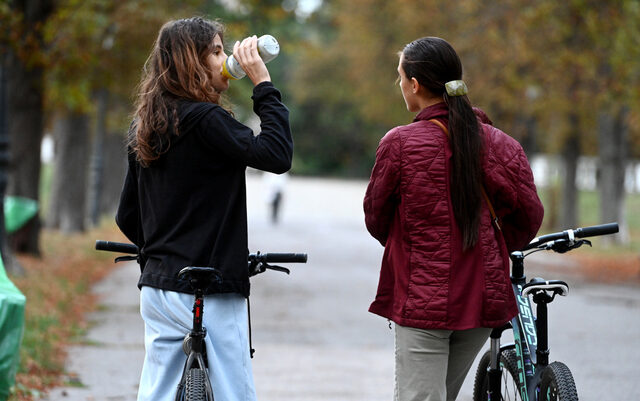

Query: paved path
[[42, 174, 640, 400]]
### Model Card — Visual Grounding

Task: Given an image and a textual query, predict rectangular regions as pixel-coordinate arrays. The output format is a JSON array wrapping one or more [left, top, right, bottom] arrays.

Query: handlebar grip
[[574, 222, 619, 238], [95, 240, 139, 254], [264, 253, 308, 263]]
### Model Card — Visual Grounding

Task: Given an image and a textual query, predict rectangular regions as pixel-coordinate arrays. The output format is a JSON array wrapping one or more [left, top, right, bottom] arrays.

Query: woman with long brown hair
[[116, 17, 292, 401], [363, 37, 543, 401]]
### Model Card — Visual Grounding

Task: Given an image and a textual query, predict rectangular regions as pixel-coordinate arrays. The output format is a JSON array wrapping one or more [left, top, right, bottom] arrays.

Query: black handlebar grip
[[574, 222, 619, 238], [95, 240, 139, 254], [264, 253, 308, 263]]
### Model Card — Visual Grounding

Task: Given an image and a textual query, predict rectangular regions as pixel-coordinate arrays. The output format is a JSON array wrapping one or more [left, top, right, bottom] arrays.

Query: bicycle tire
[[185, 368, 208, 401], [539, 362, 578, 401], [473, 349, 523, 400]]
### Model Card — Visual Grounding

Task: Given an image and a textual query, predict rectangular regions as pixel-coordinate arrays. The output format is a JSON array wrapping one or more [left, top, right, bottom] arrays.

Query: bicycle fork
[[487, 324, 512, 400], [488, 332, 501, 399]]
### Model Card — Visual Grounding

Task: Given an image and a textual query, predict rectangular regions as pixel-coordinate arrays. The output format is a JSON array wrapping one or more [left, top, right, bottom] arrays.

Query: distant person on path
[[363, 37, 543, 401], [263, 171, 288, 224], [116, 17, 292, 401]]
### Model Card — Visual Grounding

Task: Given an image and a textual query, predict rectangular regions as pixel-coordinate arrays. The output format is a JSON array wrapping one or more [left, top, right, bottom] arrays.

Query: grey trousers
[[394, 325, 491, 401]]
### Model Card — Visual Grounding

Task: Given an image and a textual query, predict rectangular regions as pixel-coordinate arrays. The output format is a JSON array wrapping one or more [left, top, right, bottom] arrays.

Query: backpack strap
[[428, 119, 501, 231]]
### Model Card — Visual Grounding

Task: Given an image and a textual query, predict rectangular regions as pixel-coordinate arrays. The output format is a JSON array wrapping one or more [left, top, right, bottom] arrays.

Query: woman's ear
[[410, 77, 420, 94]]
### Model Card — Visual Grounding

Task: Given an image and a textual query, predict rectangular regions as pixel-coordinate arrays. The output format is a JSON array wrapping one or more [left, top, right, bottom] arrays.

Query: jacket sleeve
[[484, 129, 544, 252], [115, 153, 145, 250], [363, 128, 401, 246], [197, 82, 293, 174]]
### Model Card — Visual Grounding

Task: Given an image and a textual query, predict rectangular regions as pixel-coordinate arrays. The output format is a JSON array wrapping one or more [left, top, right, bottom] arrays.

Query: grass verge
[[8, 223, 127, 401], [537, 188, 640, 284]]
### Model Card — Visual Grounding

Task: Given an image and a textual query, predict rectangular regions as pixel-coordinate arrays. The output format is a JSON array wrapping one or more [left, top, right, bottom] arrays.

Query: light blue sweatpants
[[138, 286, 257, 401]]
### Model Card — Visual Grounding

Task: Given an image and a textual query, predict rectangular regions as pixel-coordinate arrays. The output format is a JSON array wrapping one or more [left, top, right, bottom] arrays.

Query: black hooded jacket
[[116, 82, 292, 297]]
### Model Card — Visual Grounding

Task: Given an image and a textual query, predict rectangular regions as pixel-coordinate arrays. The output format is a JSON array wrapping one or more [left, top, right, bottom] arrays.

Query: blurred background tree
[[1, 0, 54, 259], [289, 0, 639, 242], [1, 0, 639, 250], [43, 0, 201, 234]]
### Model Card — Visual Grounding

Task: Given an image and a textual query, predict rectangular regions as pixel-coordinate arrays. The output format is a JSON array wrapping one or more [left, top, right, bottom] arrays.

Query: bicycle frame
[[487, 252, 546, 401], [175, 285, 214, 401], [477, 222, 619, 401]]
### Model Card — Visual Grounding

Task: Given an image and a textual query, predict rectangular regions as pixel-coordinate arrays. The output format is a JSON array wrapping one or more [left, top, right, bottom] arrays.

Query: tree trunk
[[598, 108, 630, 244], [0, 56, 23, 274], [5, 51, 44, 256], [87, 90, 127, 225], [99, 130, 127, 219], [561, 130, 580, 230], [47, 112, 91, 233], [88, 89, 107, 226], [4, 0, 56, 256], [514, 113, 538, 159]]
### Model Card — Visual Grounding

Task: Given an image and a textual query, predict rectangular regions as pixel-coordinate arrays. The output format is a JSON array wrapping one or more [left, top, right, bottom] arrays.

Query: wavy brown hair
[[402, 37, 483, 250], [130, 17, 225, 166]]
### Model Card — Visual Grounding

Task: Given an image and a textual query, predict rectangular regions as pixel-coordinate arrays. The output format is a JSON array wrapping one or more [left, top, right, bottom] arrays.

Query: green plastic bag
[[4, 197, 38, 234], [0, 255, 25, 400]]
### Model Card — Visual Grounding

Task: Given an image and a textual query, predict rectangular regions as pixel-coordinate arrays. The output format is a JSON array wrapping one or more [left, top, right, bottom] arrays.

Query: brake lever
[[264, 264, 290, 274], [115, 255, 137, 263], [248, 262, 264, 277], [548, 239, 592, 253]]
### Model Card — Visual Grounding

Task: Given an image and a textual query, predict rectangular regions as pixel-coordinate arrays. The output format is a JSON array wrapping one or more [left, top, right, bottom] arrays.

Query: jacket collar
[[413, 102, 448, 122]]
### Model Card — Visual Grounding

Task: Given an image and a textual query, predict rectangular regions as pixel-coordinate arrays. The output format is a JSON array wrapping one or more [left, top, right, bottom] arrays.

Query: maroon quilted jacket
[[364, 102, 543, 330]]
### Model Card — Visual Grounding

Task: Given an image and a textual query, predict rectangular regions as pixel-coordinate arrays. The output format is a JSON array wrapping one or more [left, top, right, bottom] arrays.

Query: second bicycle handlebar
[[574, 222, 619, 238], [523, 222, 619, 251], [248, 252, 307, 264]]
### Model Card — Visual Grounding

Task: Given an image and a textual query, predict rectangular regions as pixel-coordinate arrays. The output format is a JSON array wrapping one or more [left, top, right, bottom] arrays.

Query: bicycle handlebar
[[523, 222, 619, 251], [248, 252, 307, 263], [95, 240, 139, 254], [95, 240, 307, 265], [574, 222, 619, 238]]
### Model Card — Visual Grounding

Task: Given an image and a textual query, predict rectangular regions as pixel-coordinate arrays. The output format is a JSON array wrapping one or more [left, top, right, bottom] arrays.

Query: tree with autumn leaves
[[291, 0, 640, 241], [1, 0, 54, 264], [1, 0, 302, 253], [1, 0, 639, 255], [1, 0, 202, 259], [43, 0, 204, 236]]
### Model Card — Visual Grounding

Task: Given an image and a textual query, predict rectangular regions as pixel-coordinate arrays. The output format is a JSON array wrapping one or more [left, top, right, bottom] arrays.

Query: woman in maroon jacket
[[363, 37, 543, 401]]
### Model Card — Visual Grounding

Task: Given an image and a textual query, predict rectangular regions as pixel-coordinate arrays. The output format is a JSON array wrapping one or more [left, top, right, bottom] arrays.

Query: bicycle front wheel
[[473, 349, 523, 400], [539, 362, 578, 401], [185, 368, 209, 401]]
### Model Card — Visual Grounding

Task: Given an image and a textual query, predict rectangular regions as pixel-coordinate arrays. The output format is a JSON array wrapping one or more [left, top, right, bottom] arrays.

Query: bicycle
[[95, 240, 307, 401], [472, 222, 619, 401]]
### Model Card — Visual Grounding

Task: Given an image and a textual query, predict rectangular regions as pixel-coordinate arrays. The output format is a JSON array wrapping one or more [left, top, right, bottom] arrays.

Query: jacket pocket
[[402, 254, 449, 323]]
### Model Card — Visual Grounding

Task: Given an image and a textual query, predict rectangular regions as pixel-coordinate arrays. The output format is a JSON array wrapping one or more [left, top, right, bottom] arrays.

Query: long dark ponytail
[[401, 37, 483, 250]]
